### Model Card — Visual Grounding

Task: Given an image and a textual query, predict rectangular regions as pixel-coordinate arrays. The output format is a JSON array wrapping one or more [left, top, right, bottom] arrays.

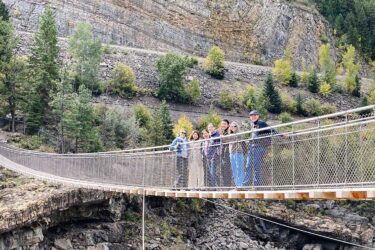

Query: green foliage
[[219, 89, 235, 110], [156, 53, 189, 103], [295, 94, 306, 116], [280, 91, 297, 114], [27, 7, 60, 132], [15, 135, 42, 150], [134, 104, 152, 128], [307, 69, 320, 93], [149, 100, 174, 145], [352, 74, 361, 97], [303, 99, 322, 116], [173, 115, 193, 137], [314, 0, 375, 60], [69, 22, 102, 94], [109, 63, 138, 98], [204, 46, 225, 79], [98, 107, 141, 150], [197, 110, 222, 131], [241, 86, 257, 110], [321, 102, 337, 115], [279, 112, 293, 123], [319, 82, 333, 96], [273, 58, 293, 85], [255, 93, 268, 120], [186, 78, 201, 104], [0, 0, 9, 21], [342, 45, 361, 95], [318, 44, 336, 88], [263, 74, 282, 114], [184, 56, 198, 68], [368, 88, 375, 105], [288, 72, 299, 87], [50, 82, 102, 153]]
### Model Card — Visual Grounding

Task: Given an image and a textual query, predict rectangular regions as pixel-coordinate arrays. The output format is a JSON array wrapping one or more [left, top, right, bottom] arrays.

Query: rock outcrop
[[4, 0, 333, 69]]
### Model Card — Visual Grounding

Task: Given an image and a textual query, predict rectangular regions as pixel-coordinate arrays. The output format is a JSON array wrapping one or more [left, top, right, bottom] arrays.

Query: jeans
[[207, 157, 219, 187], [221, 148, 233, 187], [176, 156, 188, 187], [230, 153, 244, 187], [243, 145, 266, 186]]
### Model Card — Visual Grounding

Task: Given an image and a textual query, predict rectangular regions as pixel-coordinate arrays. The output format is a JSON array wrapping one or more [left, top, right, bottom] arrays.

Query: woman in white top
[[187, 130, 205, 188]]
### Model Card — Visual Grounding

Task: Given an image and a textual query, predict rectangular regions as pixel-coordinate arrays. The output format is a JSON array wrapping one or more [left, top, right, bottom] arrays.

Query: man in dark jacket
[[243, 110, 277, 187]]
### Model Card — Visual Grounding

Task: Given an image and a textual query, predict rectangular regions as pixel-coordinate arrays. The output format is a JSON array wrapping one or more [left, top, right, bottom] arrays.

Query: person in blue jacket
[[207, 123, 221, 187], [169, 129, 189, 188], [243, 110, 277, 187]]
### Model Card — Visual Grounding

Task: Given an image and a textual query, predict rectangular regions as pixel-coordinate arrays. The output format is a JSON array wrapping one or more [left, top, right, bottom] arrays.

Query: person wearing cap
[[170, 129, 189, 188], [243, 110, 277, 187]]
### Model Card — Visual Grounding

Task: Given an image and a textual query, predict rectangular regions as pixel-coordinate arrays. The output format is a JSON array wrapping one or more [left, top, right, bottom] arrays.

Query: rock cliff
[[4, 0, 333, 69]]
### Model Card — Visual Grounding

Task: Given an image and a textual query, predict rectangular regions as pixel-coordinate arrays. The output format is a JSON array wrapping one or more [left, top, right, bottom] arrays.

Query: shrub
[[173, 115, 193, 137], [133, 104, 152, 128], [303, 99, 322, 116], [16, 135, 43, 150], [186, 78, 201, 104], [319, 82, 332, 96], [197, 111, 222, 131], [109, 64, 138, 98], [295, 94, 306, 116], [156, 53, 189, 103], [273, 58, 292, 85], [321, 102, 337, 115], [279, 112, 293, 123], [219, 90, 235, 110], [241, 86, 257, 110], [204, 46, 225, 79], [281, 92, 297, 113], [184, 56, 198, 68], [368, 88, 375, 104]]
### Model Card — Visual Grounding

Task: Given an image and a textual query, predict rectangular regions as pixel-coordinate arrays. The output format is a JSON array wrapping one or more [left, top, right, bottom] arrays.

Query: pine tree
[[352, 74, 361, 97], [0, 1, 9, 21], [27, 7, 59, 133], [157, 100, 174, 143], [0, 20, 27, 132], [263, 74, 282, 114], [295, 94, 306, 116], [69, 22, 102, 94], [308, 69, 320, 93], [288, 72, 298, 87]]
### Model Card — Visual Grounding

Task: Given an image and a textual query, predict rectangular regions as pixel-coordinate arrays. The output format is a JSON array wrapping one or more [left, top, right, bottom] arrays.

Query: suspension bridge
[[1, 105, 375, 200]]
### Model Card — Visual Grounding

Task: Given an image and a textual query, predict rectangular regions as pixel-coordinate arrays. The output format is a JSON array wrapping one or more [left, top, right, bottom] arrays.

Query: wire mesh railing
[[0, 105, 374, 191]]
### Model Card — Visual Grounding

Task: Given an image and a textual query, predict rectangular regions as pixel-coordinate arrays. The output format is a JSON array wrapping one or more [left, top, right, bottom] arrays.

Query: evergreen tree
[[288, 72, 298, 87], [157, 100, 174, 143], [186, 78, 201, 104], [352, 74, 361, 97], [0, 20, 27, 132], [318, 44, 336, 88], [27, 7, 59, 133], [0, 0, 9, 21], [308, 69, 320, 93], [255, 93, 268, 120], [295, 94, 306, 116], [262, 73, 282, 114], [69, 22, 102, 94]]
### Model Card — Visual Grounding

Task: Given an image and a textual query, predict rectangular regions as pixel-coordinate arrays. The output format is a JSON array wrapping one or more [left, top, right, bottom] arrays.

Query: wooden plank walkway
[[0, 155, 374, 200]]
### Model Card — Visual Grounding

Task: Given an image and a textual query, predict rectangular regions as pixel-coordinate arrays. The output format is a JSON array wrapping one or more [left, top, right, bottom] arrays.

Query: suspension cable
[[201, 199, 374, 250]]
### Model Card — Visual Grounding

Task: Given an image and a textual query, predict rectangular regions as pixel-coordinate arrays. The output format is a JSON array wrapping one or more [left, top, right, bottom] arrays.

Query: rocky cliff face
[[3, 0, 333, 69]]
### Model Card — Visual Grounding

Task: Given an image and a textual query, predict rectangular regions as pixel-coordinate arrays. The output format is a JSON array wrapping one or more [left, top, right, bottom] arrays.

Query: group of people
[[169, 110, 277, 188]]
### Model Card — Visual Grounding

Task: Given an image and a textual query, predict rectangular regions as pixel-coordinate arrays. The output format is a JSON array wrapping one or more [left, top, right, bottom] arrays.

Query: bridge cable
[[201, 199, 374, 249]]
